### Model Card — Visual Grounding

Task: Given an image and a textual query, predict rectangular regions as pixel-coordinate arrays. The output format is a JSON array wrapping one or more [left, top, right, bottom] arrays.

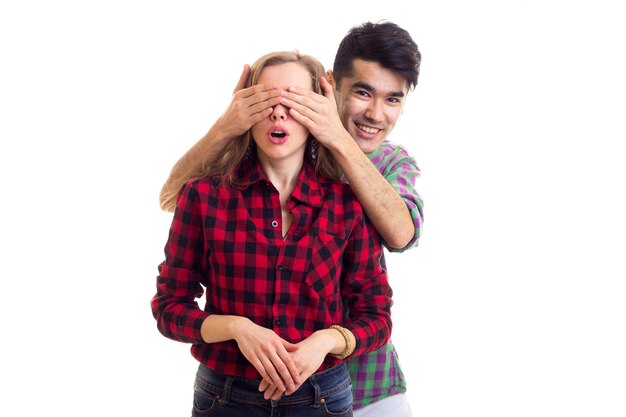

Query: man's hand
[[280, 76, 351, 151], [213, 64, 283, 141]]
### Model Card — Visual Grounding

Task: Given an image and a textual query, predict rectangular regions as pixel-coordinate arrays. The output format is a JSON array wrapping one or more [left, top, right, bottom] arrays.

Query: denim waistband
[[195, 362, 351, 406]]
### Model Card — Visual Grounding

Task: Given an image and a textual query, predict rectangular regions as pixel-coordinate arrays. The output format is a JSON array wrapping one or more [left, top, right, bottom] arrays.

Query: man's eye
[[355, 90, 370, 97]]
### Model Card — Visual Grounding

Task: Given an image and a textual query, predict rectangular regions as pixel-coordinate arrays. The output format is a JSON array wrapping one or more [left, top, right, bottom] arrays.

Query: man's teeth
[[358, 124, 379, 134]]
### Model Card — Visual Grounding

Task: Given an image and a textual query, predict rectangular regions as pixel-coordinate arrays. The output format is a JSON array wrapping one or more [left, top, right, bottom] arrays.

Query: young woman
[[151, 51, 393, 417]]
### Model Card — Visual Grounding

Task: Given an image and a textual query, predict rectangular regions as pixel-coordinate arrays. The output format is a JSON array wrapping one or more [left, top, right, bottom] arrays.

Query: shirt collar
[[238, 157, 323, 208]]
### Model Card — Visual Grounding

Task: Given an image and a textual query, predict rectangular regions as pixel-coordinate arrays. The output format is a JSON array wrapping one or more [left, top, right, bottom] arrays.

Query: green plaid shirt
[[348, 140, 423, 409]]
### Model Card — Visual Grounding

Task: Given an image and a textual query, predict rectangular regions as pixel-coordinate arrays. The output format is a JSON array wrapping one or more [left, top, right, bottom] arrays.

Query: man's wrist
[[329, 131, 360, 160]]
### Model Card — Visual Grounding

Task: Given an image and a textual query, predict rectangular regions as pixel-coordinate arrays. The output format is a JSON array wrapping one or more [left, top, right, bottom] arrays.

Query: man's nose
[[364, 100, 383, 122]]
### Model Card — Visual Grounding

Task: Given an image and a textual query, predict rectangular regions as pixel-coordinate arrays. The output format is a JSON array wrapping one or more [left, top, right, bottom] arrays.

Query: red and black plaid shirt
[[151, 158, 392, 379]]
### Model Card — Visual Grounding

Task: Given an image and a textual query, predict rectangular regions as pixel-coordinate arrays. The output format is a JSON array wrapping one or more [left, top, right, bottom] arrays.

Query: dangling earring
[[310, 139, 319, 162], [244, 140, 255, 160]]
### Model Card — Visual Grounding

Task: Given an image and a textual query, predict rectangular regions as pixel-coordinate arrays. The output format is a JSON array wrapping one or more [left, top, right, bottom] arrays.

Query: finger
[[247, 95, 282, 116], [281, 97, 315, 123], [238, 87, 283, 112], [267, 350, 296, 391], [280, 341, 302, 386], [248, 353, 286, 391], [285, 86, 313, 104], [240, 100, 279, 130], [287, 108, 314, 129], [233, 64, 250, 93], [320, 76, 335, 100], [248, 356, 273, 385], [258, 378, 270, 392], [263, 384, 281, 401], [284, 378, 304, 396], [259, 355, 287, 392], [270, 386, 284, 401], [245, 107, 274, 127]]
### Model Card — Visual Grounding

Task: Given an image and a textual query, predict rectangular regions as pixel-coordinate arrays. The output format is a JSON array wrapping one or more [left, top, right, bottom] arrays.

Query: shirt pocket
[[303, 231, 347, 300]]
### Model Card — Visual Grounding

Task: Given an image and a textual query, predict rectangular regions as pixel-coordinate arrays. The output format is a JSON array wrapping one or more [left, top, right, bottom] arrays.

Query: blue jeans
[[192, 362, 353, 417]]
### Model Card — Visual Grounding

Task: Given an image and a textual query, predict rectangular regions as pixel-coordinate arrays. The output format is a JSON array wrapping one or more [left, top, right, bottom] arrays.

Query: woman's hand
[[232, 318, 301, 397], [258, 329, 343, 400]]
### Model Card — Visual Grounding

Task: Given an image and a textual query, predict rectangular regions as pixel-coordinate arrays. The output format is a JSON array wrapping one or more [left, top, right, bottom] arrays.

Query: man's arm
[[332, 136, 415, 249], [160, 125, 235, 212], [160, 65, 283, 212]]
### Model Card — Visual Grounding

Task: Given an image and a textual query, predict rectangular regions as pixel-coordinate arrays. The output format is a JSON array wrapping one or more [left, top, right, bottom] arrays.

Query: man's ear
[[325, 70, 335, 88]]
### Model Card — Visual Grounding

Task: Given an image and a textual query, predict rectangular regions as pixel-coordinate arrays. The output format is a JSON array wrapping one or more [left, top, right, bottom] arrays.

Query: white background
[[1, 1, 625, 416]]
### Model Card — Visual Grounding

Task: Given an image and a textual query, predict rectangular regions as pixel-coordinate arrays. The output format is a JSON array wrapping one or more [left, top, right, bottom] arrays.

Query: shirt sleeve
[[150, 181, 210, 344], [341, 211, 393, 356], [382, 150, 424, 253]]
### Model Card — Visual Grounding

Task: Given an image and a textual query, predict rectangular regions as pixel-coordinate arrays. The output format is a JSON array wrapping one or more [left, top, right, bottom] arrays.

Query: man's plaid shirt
[[349, 140, 423, 409]]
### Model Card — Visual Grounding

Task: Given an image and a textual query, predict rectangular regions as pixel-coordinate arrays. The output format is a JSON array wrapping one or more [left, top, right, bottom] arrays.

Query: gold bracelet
[[330, 325, 355, 360]]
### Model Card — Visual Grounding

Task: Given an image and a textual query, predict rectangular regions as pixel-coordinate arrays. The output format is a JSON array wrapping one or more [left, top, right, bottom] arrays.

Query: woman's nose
[[270, 104, 288, 121]]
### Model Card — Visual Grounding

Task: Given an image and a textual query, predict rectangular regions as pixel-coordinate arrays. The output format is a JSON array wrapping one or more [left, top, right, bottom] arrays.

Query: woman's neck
[[257, 154, 304, 198], [257, 154, 303, 239]]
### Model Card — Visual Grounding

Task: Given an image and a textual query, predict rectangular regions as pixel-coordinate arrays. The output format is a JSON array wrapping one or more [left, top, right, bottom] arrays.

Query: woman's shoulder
[[318, 177, 364, 211], [318, 176, 351, 193], [180, 175, 234, 199]]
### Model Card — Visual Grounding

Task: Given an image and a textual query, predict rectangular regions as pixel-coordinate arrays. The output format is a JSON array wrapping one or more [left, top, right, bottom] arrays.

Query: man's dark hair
[[333, 21, 421, 91]]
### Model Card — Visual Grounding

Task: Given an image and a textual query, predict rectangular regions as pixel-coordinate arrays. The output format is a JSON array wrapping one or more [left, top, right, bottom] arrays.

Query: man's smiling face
[[334, 58, 409, 153]]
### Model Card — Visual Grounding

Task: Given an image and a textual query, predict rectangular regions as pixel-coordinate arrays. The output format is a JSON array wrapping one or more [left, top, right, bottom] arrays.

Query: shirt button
[[274, 319, 281, 326], [271, 220, 278, 228], [277, 264, 283, 271]]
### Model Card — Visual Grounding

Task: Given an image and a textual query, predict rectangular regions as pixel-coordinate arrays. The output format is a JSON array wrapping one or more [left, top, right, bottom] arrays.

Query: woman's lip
[[268, 124, 288, 144], [268, 133, 288, 144]]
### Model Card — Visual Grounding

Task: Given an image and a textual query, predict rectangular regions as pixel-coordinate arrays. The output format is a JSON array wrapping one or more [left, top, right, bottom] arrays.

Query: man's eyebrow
[[352, 81, 405, 98], [352, 81, 374, 92]]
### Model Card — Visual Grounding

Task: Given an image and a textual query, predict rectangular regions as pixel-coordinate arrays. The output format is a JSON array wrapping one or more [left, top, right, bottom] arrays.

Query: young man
[[159, 21, 423, 417]]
